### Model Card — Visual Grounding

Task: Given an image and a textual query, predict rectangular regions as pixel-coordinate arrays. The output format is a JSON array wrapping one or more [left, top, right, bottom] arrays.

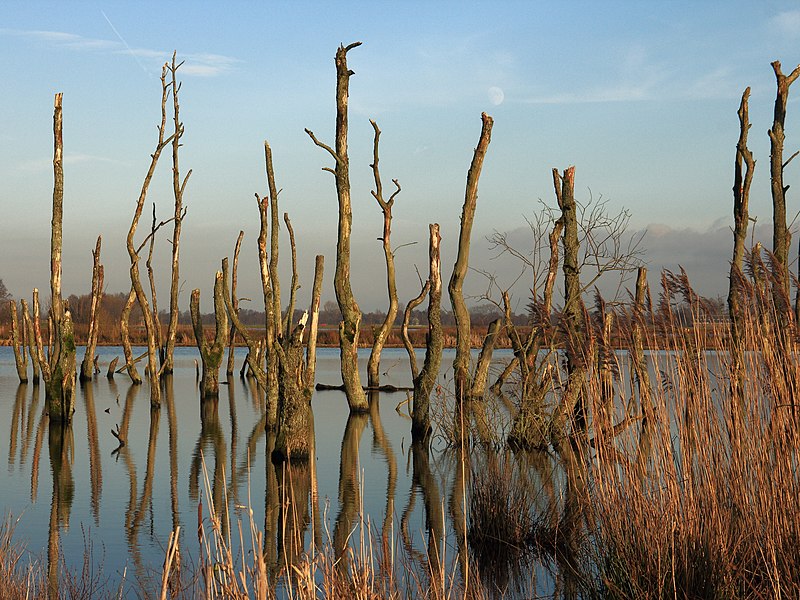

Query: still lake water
[[1, 345, 568, 597]]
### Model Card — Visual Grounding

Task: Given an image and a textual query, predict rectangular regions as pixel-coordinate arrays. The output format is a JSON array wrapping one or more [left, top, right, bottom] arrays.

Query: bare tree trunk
[[273, 320, 313, 461], [226, 230, 244, 376], [367, 119, 402, 388], [470, 318, 501, 399], [10, 301, 28, 383], [190, 272, 229, 398], [21, 299, 40, 384], [106, 356, 119, 379], [222, 258, 267, 388], [550, 166, 588, 445], [39, 93, 76, 422], [769, 61, 800, 311], [163, 53, 191, 376], [265, 142, 283, 338], [729, 88, 755, 416], [126, 64, 175, 407], [283, 213, 299, 337], [80, 236, 103, 382], [305, 42, 369, 412], [305, 255, 325, 388], [412, 224, 443, 443], [256, 193, 278, 427], [146, 204, 163, 363], [449, 112, 493, 407], [631, 267, 652, 424], [120, 287, 142, 384], [402, 281, 430, 382]]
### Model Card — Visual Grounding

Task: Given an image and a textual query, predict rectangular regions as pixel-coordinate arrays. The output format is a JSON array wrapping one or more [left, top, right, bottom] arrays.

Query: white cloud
[[0, 28, 238, 77]]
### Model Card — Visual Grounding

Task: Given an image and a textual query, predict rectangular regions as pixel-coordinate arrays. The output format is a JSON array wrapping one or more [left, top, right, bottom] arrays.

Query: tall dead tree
[[411, 224, 443, 443], [768, 61, 800, 310], [367, 119, 402, 389], [256, 191, 278, 425], [729, 88, 756, 411], [550, 166, 589, 445], [126, 64, 176, 407], [35, 93, 77, 422], [226, 231, 244, 376], [190, 272, 229, 398], [162, 52, 191, 375], [10, 301, 28, 383], [21, 299, 40, 383], [305, 42, 369, 412], [449, 113, 493, 404], [80, 236, 103, 382]]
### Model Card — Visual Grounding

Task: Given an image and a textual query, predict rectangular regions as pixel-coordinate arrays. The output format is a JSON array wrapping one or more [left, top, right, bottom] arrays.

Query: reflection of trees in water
[[164, 375, 181, 531], [368, 391, 396, 572], [333, 412, 368, 571], [123, 400, 160, 588], [190, 397, 228, 540], [8, 383, 25, 471], [401, 441, 446, 593], [47, 422, 74, 598], [83, 381, 103, 525]]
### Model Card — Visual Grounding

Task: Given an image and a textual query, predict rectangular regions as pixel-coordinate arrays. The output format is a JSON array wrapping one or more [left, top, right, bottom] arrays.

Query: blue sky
[[1, 1, 799, 311]]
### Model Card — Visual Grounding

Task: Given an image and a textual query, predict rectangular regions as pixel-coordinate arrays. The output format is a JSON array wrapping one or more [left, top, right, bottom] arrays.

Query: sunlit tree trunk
[[306, 42, 369, 412], [367, 119, 402, 388], [80, 236, 103, 382], [190, 272, 229, 398], [412, 224, 443, 443], [449, 113, 493, 408]]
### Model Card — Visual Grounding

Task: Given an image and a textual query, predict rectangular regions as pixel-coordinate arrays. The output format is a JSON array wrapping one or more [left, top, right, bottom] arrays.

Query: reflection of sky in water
[[1, 345, 568, 597]]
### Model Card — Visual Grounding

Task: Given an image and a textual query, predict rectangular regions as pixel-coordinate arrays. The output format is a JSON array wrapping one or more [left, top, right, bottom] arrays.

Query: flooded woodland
[[2, 46, 800, 599]]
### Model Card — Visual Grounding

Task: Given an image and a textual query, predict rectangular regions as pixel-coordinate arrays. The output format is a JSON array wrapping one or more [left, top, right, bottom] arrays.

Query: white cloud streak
[[0, 27, 239, 77]]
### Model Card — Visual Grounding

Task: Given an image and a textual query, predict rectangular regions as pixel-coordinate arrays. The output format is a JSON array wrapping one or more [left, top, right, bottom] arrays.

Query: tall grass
[[583, 271, 800, 598]]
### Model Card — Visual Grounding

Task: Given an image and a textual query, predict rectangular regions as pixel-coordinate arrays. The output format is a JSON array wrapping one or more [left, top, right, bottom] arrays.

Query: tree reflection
[[367, 390, 397, 576], [47, 421, 74, 598], [83, 381, 103, 525], [333, 412, 367, 571]]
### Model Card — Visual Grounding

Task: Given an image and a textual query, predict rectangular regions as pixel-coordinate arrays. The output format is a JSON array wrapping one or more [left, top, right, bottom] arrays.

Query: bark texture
[[80, 236, 103, 382], [39, 93, 76, 422], [367, 119, 401, 388], [190, 272, 229, 398], [10, 301, 28, 383], [412, 224, 443, 443], [305, 42, 369, 412], [449, 112, 493, 404], [768, 61, 800, 308]]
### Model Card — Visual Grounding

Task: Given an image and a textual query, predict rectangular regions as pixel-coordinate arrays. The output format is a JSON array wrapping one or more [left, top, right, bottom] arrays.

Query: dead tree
[[411, 224, 443, 443], [190, 272, 229, 398], [283, 213, 300, 338], [119, 288, 142, 385], [32, 93, 76, 422], [222, 258, 267, 388], [631, 267, 652, 426], [256, 191, 278, 425], [305, 255, 325, 388], [273, 257, 325, 462], [768, 61, 800, 310], [226, 230, 244, 376], [470, 318, 501, 399], [126, 64, 176, 407], [550, 166, 589, 445], [162, 52, 191, 375], [20, 299, 40, 383], [80, 236, 103, 382], [10, 301, 28, 383], [305, 42, 369, 413], [729, 88, 755, 409], [402, 281, 430, 382], [367, 119, 402, 389], [449, 113, 493, 404]]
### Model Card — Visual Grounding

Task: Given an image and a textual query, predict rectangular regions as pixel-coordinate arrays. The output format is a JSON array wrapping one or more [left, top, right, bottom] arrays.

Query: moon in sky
[[488, 86, 505, 106]]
